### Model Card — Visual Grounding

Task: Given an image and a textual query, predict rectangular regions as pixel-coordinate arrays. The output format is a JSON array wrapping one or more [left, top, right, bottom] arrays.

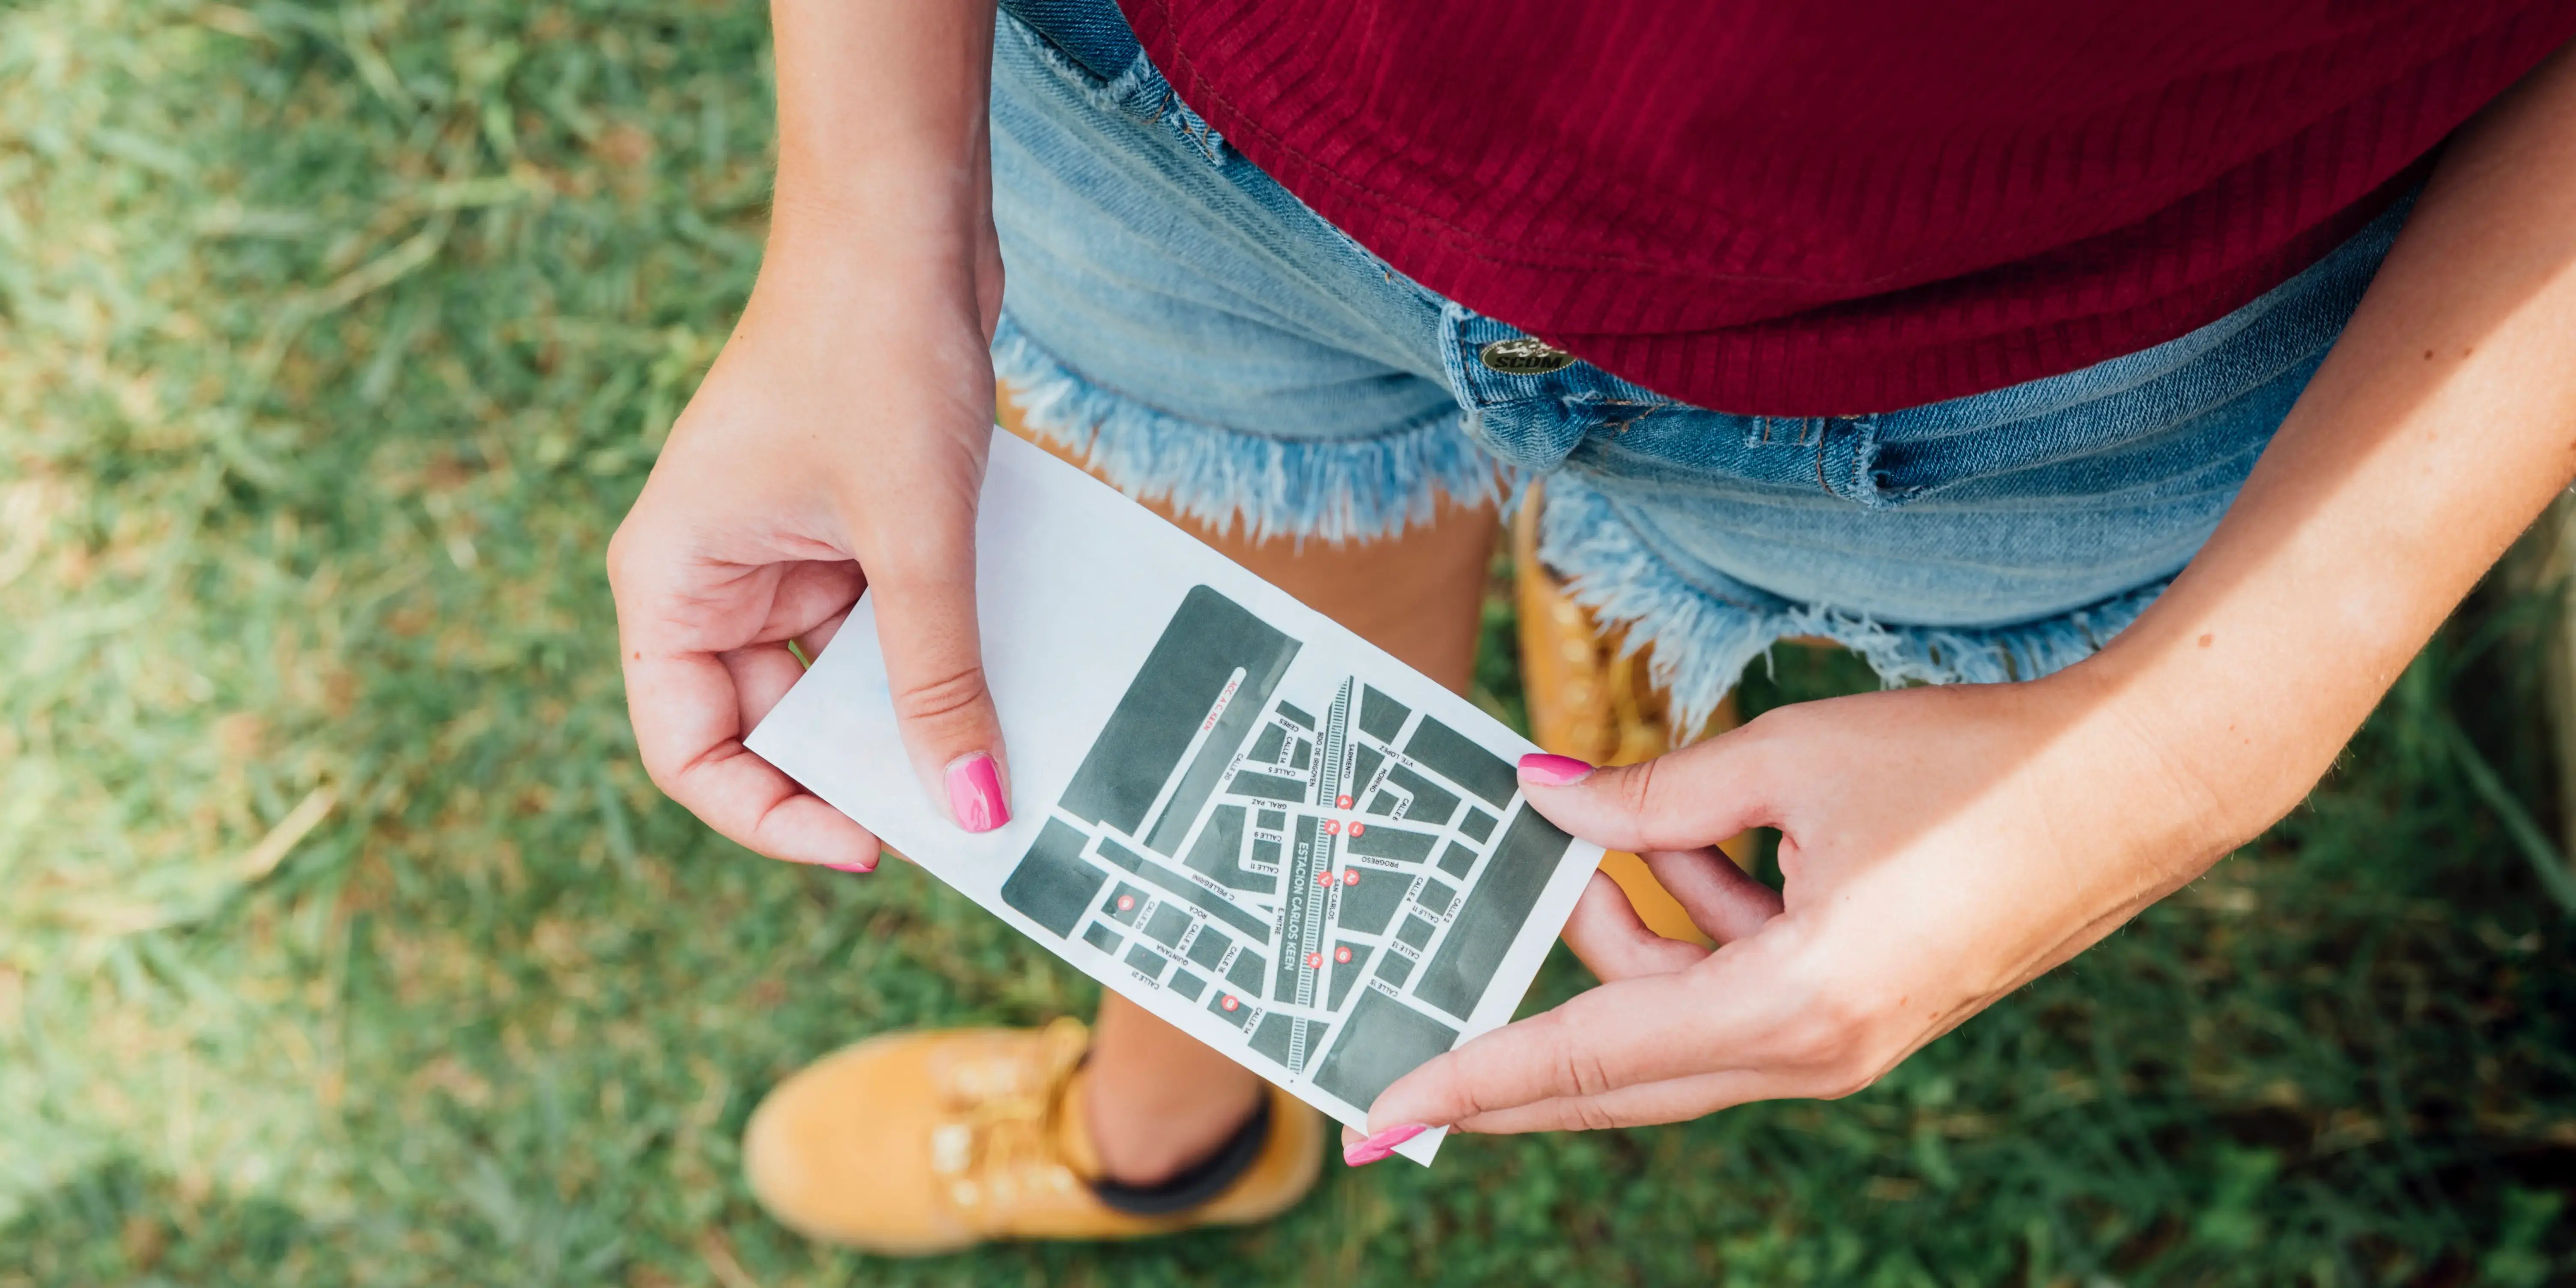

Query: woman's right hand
[[609, 0, 1010, 871], [606, 218, 1011, 871]]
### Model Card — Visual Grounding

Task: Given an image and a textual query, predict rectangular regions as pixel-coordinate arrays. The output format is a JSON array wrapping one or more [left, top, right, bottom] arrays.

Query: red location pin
[[1116, 894, 1135, 912], [1306, 951, 1323, 969], [1336, 794, 1354, 810], [1222, 995, 1239, 1012], [1343, 869, 1360, 886], [1322, 819, 1341, 835], [1315, 869, 1334, 887], [1348, 823, 1366, 838], [1335, 945, 1353, 963]]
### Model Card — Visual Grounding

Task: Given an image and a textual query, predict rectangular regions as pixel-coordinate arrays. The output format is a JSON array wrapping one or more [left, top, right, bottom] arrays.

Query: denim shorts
[[987, 0, 2408, 730]]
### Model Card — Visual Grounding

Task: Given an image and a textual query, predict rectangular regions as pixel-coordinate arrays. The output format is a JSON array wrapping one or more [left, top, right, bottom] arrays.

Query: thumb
[[853, 477, 1012, 835], [1515, 733, 1776, 854]]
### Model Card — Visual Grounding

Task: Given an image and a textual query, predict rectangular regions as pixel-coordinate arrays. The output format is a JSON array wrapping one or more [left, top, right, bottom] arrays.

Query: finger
[[623, 647, 882, 870], [796, 604, 854, 659], [1518, 735, 1777, 855], [760, 560, 867, 641], [1639, 848, 1784, 944], [1367, 961, 1795, 1132], [1443, 1068, 1796, 1135], [725, 641, 810, 732], [851, 484, 1011, 835], [1560, 870, 1709, 981]]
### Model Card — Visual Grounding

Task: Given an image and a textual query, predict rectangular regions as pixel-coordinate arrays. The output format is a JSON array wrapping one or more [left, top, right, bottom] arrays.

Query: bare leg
[[1001, 401, 1500, 1183]]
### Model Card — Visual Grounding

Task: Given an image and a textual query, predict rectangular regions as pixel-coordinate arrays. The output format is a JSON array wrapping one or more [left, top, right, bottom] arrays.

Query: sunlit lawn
[[6, 4, 2574, 1284]]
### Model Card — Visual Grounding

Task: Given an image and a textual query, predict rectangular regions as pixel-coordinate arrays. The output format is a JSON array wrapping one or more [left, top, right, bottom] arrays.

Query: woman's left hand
[[1357, 666, 2250, 1140], [1350, 31, 2576, 1151]]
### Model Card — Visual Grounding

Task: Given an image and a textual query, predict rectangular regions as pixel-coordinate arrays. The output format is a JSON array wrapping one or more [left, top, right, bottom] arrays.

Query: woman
[[606, 0, 2576, 1253]]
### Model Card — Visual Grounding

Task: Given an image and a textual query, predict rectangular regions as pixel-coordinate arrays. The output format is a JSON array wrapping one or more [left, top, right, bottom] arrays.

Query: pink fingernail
[[1342, 1123, 1428, 1167], [823, 861, 875, 874], [1518, 753, 1594, 787], [946, 753, 1010, 833]]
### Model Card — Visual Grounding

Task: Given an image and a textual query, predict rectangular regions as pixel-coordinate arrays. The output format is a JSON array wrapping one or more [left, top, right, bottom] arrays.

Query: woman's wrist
[[765, 178, 987, 274], [2044, 610, 2343, 874], [739, 187, 990, 346]]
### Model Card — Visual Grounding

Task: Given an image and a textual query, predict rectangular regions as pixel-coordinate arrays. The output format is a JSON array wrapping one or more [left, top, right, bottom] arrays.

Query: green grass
[[6, 3, 2575, 1284]]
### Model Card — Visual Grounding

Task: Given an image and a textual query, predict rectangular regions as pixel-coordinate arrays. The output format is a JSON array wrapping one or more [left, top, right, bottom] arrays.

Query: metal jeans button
[[1477, 337, 1577, 376]]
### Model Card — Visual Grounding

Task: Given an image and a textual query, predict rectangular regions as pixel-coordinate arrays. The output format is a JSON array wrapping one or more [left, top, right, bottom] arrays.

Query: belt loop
[[1816, 414, 1917, 506]]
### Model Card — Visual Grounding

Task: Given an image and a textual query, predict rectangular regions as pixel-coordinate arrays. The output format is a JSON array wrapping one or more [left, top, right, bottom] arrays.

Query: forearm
[[715, 0, 1000, 486], [764, 0, 997, 269], [2082, 39, 2576, 861], [647, 0, 1001, 596]]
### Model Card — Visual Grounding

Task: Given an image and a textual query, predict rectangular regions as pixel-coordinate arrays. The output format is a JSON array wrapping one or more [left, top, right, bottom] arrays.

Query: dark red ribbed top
[[1118, 1, 2576, 414]]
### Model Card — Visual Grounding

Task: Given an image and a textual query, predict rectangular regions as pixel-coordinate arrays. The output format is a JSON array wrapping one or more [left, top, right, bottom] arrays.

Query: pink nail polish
[[1518, 753, 1594, 787], [946, 753, 1010, 833], [823, 861, 875, 874], [1342, 1123, 1429, 1166]]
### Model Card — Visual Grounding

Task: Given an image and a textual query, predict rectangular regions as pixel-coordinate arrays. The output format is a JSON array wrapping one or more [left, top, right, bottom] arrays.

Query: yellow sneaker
[[742, 1018, 1322, 1254], [1512, 487, 1743, 945]]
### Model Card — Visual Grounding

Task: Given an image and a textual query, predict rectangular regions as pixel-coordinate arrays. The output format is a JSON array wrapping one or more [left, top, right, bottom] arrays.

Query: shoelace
[[930, 1019, 1091, 1217]]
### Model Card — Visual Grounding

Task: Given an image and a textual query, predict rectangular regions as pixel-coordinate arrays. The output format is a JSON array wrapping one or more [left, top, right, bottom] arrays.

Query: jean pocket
[[998, 0, 1139, 80], [999, 2, 1227, 165]]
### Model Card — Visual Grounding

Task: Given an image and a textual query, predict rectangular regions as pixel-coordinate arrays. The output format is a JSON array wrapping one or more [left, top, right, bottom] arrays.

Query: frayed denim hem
[[994, 314, 1505, 543], [1537, 476, 2169, 736]]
